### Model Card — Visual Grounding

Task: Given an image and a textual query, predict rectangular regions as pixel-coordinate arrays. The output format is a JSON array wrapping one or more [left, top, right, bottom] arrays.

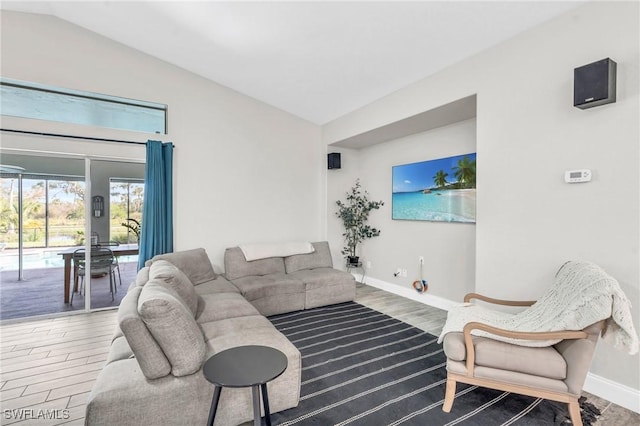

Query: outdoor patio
[[0, 263, 137, 321]]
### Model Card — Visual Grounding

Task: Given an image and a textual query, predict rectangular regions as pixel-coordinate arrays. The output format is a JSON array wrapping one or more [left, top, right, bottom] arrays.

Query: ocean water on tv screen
[[392, 190, 475, 222]]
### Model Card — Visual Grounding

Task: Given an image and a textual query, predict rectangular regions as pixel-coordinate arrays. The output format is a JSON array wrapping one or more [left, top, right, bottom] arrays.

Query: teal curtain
[[138, 140, 173, 269]]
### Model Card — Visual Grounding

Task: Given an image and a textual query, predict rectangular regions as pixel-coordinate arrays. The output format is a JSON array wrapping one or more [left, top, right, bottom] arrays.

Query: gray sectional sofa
[[224, 241, 356, 315], [86, 242, 355, 426]]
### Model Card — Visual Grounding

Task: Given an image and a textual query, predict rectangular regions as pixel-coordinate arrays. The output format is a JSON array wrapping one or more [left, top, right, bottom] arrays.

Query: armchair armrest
[[462, 322, 588, 376], [464, 292, 536, 307]]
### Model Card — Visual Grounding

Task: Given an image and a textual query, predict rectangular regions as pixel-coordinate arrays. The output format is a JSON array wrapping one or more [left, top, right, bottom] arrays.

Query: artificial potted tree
[[335, 179, 384, 265]]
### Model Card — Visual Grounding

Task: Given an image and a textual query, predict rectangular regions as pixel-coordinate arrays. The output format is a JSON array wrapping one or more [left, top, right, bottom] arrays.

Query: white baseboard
[[356, 274, 458, 312], [584, 373, 640, 413], [357, 274, 640, 414]]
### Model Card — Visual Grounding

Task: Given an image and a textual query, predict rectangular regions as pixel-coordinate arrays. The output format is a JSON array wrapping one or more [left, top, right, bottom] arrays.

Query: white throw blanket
[[438, 261, 639, 355], [239, 242, 315, 261]]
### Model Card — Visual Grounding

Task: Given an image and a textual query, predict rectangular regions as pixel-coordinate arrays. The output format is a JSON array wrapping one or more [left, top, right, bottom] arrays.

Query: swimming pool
[[0, 248, 138, 271]]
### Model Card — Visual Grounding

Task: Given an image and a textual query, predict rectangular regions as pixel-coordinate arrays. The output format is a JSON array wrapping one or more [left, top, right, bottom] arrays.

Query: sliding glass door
[[0, 153, 144, 320], [86, 160, 144, 311], [0, 154, 87, 319]]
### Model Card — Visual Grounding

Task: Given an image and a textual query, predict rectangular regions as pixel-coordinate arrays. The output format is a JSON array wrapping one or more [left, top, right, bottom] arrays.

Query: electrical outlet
[[366, 260, 371, 269], [401, 269, 407, 277], [419, 256, 424, 265]]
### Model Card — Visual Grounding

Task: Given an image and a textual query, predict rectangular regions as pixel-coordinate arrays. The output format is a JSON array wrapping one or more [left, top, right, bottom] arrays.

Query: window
[[0, 173, 86, 249], [0, 78, 167, 134], [110, 179, 144, 244]]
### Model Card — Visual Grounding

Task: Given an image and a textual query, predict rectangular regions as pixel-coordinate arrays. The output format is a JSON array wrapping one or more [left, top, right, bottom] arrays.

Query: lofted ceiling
[[1, 1, 584, 125]]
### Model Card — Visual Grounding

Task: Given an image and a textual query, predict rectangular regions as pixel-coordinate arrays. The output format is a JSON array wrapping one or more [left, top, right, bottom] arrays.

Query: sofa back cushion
[[136, 266, 150, 286], [224, 246, 285, 280], [138, 281, 206, 377], [145, 248, 217, 284], [149, 260, 198, 316], [117, 286, 172, 379], [284, 241, 333, 273]]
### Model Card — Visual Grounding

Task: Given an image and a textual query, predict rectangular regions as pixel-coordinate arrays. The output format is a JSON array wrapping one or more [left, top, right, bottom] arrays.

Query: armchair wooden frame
[[443, 293, 601, 426]]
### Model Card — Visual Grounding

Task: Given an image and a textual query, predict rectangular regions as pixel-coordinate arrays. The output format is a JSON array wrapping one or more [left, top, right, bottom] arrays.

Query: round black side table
[[203, 345, 288, 426]]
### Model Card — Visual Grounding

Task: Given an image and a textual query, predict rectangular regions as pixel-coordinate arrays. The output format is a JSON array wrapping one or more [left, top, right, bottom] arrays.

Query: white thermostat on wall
[[564, 169, 592, 183]]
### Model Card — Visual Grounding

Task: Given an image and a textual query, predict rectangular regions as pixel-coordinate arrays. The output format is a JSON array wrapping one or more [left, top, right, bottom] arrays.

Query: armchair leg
[[443, 377, 456, 412], [568, 400, 582, 426]]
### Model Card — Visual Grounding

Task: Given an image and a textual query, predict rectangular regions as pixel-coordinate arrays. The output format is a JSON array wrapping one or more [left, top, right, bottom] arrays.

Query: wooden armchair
[[442, 293, 604, 426]]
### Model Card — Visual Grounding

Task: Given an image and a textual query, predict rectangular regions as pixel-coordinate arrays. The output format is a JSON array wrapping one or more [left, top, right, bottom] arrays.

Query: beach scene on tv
[[392, 153, 476, 223]]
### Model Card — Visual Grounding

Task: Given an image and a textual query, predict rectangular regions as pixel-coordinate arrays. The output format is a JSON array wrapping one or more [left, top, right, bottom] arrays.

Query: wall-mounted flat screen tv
[[392, 153, 476, 223]]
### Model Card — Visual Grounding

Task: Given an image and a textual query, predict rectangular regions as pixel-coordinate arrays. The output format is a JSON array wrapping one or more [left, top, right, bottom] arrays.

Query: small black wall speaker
[[574, 58, 616, 109], [328, 152, 341, 169]]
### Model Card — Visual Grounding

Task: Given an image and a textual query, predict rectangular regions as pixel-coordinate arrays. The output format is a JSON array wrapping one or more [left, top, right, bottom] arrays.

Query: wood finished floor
[[1, 283, 637, 425]]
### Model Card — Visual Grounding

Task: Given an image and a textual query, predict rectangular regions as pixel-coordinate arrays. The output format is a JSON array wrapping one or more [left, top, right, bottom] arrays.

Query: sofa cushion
[[149, 260, 198, 316], [230, 274, 306, 316], [284, 241, 333, 273], [107, 335, 134, 365], [195, 293, 260, 324], [446, 359, 569, 394], [289, 268, 356, 309], [117, 286, 171, 379], [443, 332, 567, 380], [194, 276, 241, 296], [224, 247, 285, 280], [127, 280, 138, 293], [111, 325, 124, 343], [146, 248, 217, 284], [136, 266, 150, 286], [203, 328, 302, 424], [231, 274, 305, 301], [200, 315, 273, 342], [287, 267, 354, 289], [138, 281, 206, 377]]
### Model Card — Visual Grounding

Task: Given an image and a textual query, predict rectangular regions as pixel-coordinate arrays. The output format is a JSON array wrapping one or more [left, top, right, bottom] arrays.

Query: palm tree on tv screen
[[433, 170, 448, 188], [453, 156, 476, 188]]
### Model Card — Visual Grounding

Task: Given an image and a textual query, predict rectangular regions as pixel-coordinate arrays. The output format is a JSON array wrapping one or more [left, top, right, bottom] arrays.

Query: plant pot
[[347, 256, 360, 265]]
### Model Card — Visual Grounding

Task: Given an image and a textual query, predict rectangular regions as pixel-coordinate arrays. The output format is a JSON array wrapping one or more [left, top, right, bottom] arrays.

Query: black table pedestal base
[[207, 386, 221, 426], [207, 383, 272, 426], [260, 383, 272, 426]]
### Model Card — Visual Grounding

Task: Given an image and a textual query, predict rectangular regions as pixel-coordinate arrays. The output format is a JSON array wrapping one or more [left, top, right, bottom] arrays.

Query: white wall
[[324, 1, 640, 405], [1, 11, 323, 270]]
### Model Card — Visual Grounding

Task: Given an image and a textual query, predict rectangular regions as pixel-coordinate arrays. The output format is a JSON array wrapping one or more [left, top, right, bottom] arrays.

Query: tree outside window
[[0, 175, 85, 249], [110, 180, 143, 244]]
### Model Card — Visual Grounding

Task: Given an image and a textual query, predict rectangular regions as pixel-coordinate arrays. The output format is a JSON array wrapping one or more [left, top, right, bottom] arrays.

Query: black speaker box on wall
[[574, 58, 616, 109], [328, 152, 341, 169]]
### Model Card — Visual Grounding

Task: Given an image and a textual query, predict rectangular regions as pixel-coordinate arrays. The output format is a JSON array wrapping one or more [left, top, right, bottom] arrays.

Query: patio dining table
[[58, 244, 139, 303]]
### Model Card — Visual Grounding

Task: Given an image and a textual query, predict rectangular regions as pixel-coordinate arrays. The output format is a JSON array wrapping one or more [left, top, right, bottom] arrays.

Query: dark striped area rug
[[267, 302, 599, 426]]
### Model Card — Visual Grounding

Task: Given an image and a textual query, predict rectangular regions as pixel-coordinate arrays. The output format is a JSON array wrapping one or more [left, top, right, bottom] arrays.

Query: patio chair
[[97, 241, 122, 287], [70, 247, 118, 305]]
